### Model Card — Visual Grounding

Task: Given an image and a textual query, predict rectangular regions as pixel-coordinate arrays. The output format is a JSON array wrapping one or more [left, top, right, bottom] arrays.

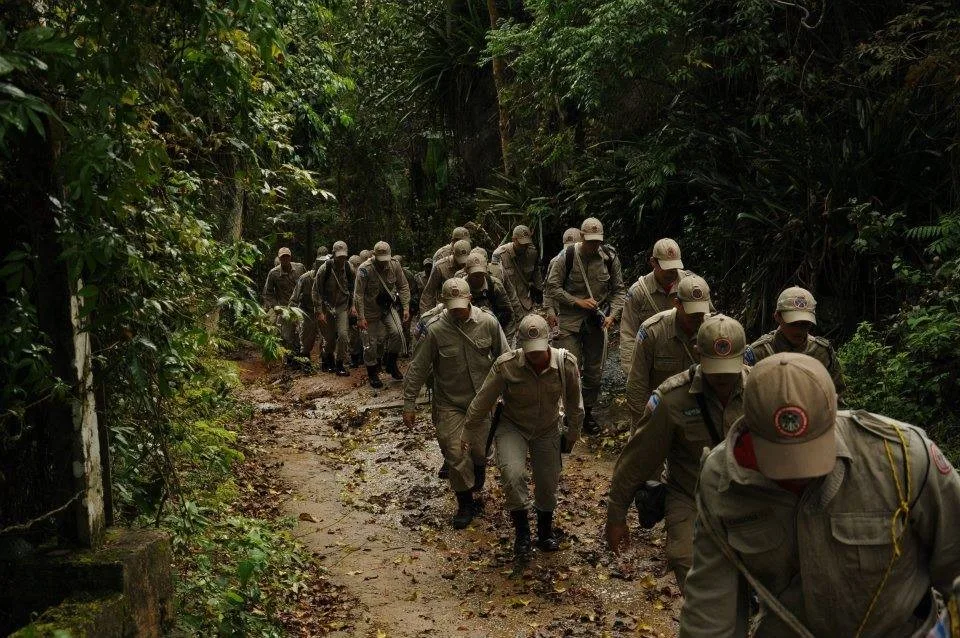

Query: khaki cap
[[676, 275, 711, 314], [744, 353, 838, 480], [373, 241, 391, 262], [698, 314, 745, 374], [562, 227, 583, 245], [451, 226, 470, 242], [777, 286, 817, 325], [332, 241, 348, 257], [580, 217, 604, 241], [652, 238, 683, 270], [359, 249, 372, 261], [422, 257, 432, 267], [512, 225, 533, 245], [277, 247, 292, 257], [464, 252, 487, 275], [518, 314, 550, 352], [348, 255, 361, 267], [441, 277, 471, 309], [317, 246, 329, 256], [453, 239, 472, 265], [470, 246, 488, 261]]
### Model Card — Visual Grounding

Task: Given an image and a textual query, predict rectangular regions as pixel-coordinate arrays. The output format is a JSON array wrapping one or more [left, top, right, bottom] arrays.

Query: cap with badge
[[277, 247, 292, 258], [451, 226, 470, 242], [464, 252, 487, 275], [652, 238, 683, 270], [676, 275, 711, 314], [744, 352, 838, 480], [518, 314, 550, 353], [470, 246, 488, 261], [698, 314, 746, 374], [332, 241, 348, 257], [580, 217, 604, 242], [776, 286, 817, 325], [442, 277, 471, 310], [373, 241, 392, 262], [453, 239, 472, 265], [562, 228, 582, 245], [513, 225, 533, 245]]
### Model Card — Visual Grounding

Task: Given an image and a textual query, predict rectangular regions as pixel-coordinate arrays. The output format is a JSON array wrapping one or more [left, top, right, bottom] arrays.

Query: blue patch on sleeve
[[636, 326, 649, 342], [743, 347, 756, 366], [645, 393, 661, 414]]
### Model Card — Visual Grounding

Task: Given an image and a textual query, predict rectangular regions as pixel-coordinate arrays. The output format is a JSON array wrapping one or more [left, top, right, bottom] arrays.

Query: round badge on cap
[[691, 286, 704, 300], [713, 337, 732, 357], [667, 246, 677, 258], [794, 296, 808, 309], [774, 406, 809, 438]]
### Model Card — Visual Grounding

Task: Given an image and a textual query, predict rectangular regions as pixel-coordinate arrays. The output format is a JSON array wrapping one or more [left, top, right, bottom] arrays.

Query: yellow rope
[[855, 424, 912, 637]]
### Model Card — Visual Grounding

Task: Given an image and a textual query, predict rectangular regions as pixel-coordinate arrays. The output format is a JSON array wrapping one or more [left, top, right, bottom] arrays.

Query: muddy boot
[[437, 462, 449, 479], [366, 365, 383, 389], [335, 360, 350, 377], [536, 510, 559, 552], [511, 510, 531, 561], [321, 354, 335, 373], [452, 491, 475, 529], [582, 407, 601, 436], [471, 464, 486, 512], [350, 351, 362, 368], [384, 352, 404, 380]]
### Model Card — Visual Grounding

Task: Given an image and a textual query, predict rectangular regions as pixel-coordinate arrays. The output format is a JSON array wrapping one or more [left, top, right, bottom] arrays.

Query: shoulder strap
[[574, 246, 595, 300], [691, 365, 723, 446], [557, 348, 567, 414], [697, 492, 817, 638], [562, 244, 575, 288], [637, 276, 658, 314]]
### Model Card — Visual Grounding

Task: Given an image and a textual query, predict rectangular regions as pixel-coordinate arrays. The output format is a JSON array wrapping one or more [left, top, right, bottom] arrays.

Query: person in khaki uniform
[[312, 240, 353, 376], [354, 241, 410, 388], [544, 228, 583, 326], [744, 285, 844, 394], [460, 252, 518, 333], [607, 314, 749, 590], [420, 239, 471, 313], [346, 254, 364, 367], [289, 257, 321, 362], [262, 247, 306, 354], [432, 226, 471, 264], [463, 315, 585, 560], [680, 353, 960, 638], [492, 224, 544, 315], [403, 278, 510, 529], [626, 275, 710, 430], [544, 217, 626, 435], [620, 238, 697, 374]]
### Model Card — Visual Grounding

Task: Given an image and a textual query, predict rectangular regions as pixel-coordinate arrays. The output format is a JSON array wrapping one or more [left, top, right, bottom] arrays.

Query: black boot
[[350, 351, 362, 368], [384, 352, 404, 380], [536, 510, 559, 551], [471, 464, 486, 511], [583, 407, 601, 436], [335, 360, 350, 376], [366, 365, 383, 389], [322, 355, 335, 373], [452, 491, 475, 529], [511, 510, 532, 560]]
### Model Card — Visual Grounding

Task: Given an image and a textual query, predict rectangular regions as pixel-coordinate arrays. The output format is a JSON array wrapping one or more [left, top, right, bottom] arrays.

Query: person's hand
[[317, 312, 328, 325], [357, 318, 368, 330], [403, 411, 415, 428], [560, 434, 576, 454], [606, 521, 630, 553], [602, 315, 615, 330], [575, 297, 598, 311], [546, 314, 558, 329], [350, 307, 358, 317], [402, 309, 410, 323]]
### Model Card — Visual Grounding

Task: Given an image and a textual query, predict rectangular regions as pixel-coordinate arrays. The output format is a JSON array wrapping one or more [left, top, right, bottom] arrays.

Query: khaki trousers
[[298, 312, 318, 357], [361, 314, 404, 366], [555, 320, 605, 408], [320, 306, 350, 363], [665, 488, 696, 592], [436, 407, 489, 492], [496, 420, 562, 512]]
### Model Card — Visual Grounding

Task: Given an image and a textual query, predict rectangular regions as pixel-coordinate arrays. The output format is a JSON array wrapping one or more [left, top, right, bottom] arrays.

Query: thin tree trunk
[[485, 0, 512, 176], [205, 153, 245, 333]]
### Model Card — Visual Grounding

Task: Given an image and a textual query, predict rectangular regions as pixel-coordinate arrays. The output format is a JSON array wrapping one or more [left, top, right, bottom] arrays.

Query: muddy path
[[238, 356, 680, 637]]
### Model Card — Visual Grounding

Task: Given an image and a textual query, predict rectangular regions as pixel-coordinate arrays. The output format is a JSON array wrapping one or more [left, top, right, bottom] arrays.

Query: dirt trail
[[240, 359, 680, 637]]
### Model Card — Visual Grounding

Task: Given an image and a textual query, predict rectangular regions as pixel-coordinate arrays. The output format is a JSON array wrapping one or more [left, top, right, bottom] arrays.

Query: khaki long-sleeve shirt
[[680, 411, 960, 638], [353, 258, 410, 322], [419, 255, 460, 313], [403, 305, 509, 412], [544, 243, 626, 332], [626, 309, 698, 425], [620, 270, 694, 373], [289, 269, 317, 312], [607, 366, 748, 524], [262, 262, 305, 308], [464, 348, 584, 442], [312, 260, 354, 311], [492, 243, 543, 312], [745, 329, 845, 395]]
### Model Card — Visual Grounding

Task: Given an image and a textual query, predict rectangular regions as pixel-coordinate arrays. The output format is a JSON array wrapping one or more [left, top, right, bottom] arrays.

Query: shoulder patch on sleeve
[[743, 346, 757, 366], [636, 326, 649, 342], [645, 392, 661, 415], [931, 443, 954, 475]]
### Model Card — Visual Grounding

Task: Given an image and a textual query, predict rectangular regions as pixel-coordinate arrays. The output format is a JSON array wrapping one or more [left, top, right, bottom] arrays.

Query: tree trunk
[[205, 153, 246, 333], [485, 0, 512, 176]]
